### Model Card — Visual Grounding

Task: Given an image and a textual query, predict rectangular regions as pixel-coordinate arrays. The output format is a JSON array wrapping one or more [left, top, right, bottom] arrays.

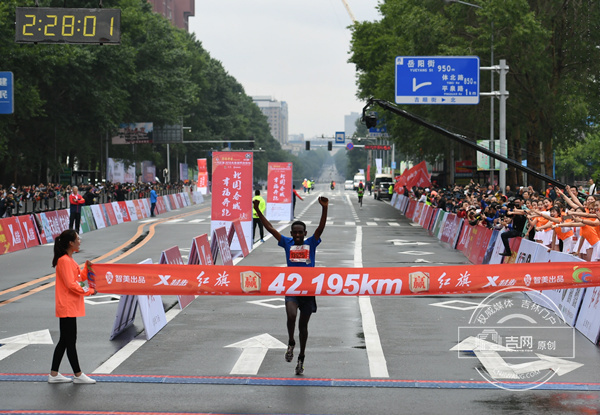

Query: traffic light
[[328, 141, 332, 151], [305, 141, 310, 151]]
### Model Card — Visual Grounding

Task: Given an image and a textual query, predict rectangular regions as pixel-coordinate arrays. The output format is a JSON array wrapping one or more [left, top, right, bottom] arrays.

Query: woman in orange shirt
[[49, 229, 97, 384]]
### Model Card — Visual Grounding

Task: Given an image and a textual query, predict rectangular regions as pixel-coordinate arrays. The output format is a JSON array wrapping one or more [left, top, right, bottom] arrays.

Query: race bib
[[289, 244, 311, 264]]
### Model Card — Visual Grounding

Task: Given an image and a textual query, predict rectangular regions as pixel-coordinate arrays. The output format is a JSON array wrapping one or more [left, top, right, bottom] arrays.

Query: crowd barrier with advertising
[[390, 193, 600, 345], [0, 191, 204, 256]]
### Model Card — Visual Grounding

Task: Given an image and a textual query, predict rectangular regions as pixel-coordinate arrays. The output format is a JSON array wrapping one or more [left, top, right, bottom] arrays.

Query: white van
[[373, 173, 394, 200], [353, 173, 365, 191]]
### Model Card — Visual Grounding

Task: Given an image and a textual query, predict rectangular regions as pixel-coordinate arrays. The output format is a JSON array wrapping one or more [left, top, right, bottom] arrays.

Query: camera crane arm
[[361, 97, 571, 192]]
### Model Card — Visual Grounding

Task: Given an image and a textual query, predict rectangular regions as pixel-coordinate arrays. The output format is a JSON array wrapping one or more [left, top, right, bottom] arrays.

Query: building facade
[[345, 112, 360, 138], [146, 0, 195, 31], [252, 96, 289, 146]]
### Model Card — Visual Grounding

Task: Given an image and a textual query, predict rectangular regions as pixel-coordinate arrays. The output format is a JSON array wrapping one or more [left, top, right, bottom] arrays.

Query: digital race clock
[[15, 7, 121, 44]]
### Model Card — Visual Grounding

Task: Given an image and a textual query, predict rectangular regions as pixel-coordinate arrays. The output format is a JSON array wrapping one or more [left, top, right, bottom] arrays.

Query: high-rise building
[[252, 96, 289, 146], [146, 0, 195, 31], [345, 112, 360, 138]]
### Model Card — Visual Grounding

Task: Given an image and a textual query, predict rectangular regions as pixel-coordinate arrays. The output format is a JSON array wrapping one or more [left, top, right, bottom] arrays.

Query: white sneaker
[[48, 373, 72, 383], [73, 373, 96, 384]]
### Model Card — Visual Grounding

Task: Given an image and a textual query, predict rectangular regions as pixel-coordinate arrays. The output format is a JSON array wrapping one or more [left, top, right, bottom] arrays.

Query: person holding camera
[[500, 197, 528, 257]]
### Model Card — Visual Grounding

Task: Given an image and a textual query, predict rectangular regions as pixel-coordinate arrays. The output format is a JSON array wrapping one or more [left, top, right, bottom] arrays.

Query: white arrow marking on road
[[391, 241, 430, 246], [225, 333, 286, 375], [0, 329, 53, 361], [451, 336, 583, 379]]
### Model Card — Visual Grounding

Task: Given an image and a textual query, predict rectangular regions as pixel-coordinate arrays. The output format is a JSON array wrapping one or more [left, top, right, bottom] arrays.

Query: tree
[[349, 0, 600, 190]]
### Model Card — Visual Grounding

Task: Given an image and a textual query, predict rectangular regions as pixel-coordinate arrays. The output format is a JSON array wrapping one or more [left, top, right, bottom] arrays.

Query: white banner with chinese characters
[[266, 162, 293, 221], [210, 152, 253, 252]]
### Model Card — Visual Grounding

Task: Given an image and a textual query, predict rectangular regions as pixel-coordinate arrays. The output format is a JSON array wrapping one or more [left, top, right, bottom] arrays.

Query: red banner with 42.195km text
[[89, 262, 600, 297]]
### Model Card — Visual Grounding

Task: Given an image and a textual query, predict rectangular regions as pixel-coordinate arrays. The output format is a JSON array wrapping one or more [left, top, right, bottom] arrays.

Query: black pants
[[151, 202, 156, 217], [501, 229, 521, 253], [253, 217, 264, 240], [51, 317, 81, 374], [69, 212, 81, 232]]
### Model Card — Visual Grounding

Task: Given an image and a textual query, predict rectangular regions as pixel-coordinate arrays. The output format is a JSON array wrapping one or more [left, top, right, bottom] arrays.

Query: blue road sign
[[335, 131, 345, 143], [395, 56, 479, 105], [0, 72, 14, 114]]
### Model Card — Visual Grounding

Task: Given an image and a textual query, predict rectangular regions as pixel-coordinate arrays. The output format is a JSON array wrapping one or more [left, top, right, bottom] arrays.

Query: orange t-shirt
[[580, 225, 600, 246], [554, 216, 574, 240], [55, 255, 91, 318]]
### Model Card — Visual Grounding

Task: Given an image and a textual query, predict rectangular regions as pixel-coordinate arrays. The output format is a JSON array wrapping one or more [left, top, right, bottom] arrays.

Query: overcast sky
[[188, 0, 382, 139]]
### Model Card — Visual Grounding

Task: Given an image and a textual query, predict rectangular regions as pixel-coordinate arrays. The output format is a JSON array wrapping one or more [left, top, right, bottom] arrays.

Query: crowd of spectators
[[0, 181, 188, 218], [402, 178, 599, 261]]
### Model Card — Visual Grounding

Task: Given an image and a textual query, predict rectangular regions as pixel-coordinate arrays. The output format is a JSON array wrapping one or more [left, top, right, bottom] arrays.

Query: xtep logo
[[154, 274, 188, 287], [573, 267, 592, 283], [155, 275, 171, 286]]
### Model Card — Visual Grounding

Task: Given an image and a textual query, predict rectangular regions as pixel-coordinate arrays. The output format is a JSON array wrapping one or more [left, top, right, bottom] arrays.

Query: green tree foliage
[[555, 127, 600, 184], [0, 0, 287, 185], [349, 0, 600, 188]]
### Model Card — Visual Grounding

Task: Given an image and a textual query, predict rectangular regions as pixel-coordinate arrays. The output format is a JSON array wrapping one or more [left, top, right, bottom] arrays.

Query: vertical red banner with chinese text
[[210, 152, 253, 252], [266, 162, 293, 221], [197, 158, 208, 194]]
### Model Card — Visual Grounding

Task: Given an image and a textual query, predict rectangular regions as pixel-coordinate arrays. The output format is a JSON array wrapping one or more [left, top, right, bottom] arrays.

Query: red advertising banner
[[267, 162, 292, 204], [157, 197, 167, 214], [90, 262, 600, 297], [160, 246, 195, 309], [188, 234, 213, 266], [103, 203, 118, 226], [117, 201, 131, 222], [16, 215, 40, 248], [197, 158, 208, 194], [44, 211, 62, 240], [227, 219, 250, 258], [211, 152, 253, 250], [0, 217, 27, 254], [133, 199, 145, 218], [211, 152, 253, 221], [440, 213, 463, 248], [212, 226, 233, 266], [266, 162, 293, 221], [56, 210, 70, 232], [405, 199, 417, 219]]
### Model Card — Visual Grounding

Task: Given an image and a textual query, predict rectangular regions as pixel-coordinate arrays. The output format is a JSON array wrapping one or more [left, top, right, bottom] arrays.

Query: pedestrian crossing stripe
[[154, 219, 402, 227]]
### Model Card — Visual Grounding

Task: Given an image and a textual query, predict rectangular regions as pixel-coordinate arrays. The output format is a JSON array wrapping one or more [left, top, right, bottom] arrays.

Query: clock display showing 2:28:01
[[15, 7, 121, 45]]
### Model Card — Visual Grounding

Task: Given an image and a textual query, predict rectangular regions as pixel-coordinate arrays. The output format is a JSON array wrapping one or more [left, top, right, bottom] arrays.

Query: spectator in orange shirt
[[49, 230, 97, 385]]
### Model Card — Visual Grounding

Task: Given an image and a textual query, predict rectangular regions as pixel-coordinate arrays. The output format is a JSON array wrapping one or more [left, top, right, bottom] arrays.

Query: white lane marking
[[345, 221, 356, 226], [366, 222, 377, 226], [355, 225, 389, 378], [388, 222, 400, 226], [188, 219, 205, 223], [92, 339, 146, 374]]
